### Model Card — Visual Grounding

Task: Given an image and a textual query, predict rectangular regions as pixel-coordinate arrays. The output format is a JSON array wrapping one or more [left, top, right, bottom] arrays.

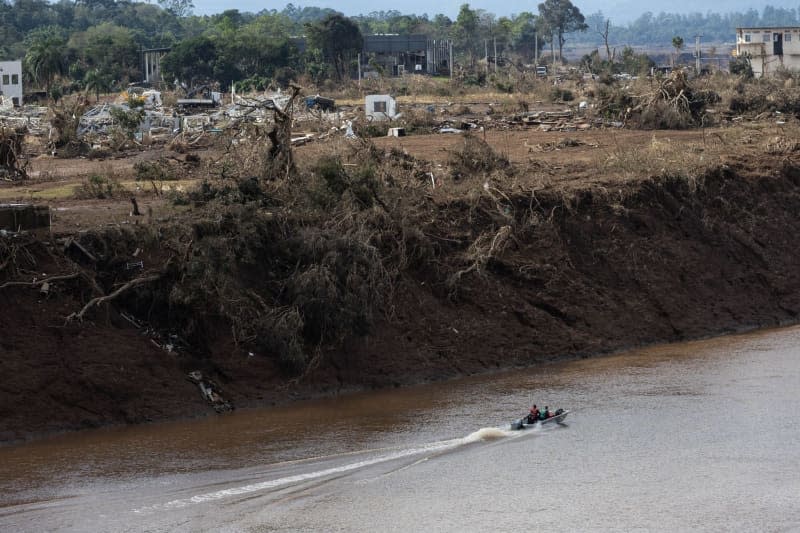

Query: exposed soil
[[2, 119, 800, 444]]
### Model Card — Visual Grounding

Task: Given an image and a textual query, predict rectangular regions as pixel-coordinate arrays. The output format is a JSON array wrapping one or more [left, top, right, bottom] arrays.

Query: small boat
[[510, 409, 569, 430]]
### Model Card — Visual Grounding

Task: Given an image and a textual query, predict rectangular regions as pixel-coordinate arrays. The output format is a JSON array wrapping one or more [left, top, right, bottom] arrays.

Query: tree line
[[576, 6, 800, 48], [1, 0, 795, 98]]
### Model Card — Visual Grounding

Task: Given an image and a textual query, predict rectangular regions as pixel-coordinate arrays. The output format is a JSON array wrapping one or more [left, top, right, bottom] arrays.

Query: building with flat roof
[[0, 61, 23, 106], [362, 35, 451, 76], [735, 27, 800, 77]]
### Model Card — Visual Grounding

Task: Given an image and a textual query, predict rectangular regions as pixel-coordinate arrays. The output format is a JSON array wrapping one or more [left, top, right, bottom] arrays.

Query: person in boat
[[528, 404, 540, 423], [541, 406, 551, 420]]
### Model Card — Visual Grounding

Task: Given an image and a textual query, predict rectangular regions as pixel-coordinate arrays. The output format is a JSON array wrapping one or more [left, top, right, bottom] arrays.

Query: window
[[373, 101, 387, 113], [785, 33, 792, 42], [11, 74, 18, 85], [1, 75, 8, 85], [744, 34, 751, 42], [763, 33, 771, 42]]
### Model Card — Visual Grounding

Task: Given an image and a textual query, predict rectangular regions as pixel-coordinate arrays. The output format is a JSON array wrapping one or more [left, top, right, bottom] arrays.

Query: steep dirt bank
[[3, 156, 800, 443]]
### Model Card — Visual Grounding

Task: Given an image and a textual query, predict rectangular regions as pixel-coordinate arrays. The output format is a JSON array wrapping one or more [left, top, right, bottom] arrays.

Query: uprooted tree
[[266, 83, 303, 179], [234, 83, 303, 180], [0, 126, 28, 181]]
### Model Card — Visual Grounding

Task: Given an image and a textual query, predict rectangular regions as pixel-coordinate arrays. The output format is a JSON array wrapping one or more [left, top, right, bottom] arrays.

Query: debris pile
[[188, 371, 233, 413]]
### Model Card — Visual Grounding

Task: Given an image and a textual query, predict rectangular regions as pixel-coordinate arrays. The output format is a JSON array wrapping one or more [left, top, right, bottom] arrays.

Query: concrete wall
[[0, 61, 23, 106], [365, 94, 398, 121], [736, 28, 800, 77]]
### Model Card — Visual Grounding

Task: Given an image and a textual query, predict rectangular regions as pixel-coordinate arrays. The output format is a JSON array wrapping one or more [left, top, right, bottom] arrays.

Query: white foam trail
[[133, 438, 464, 514], [464, 427, 511, 442], [133, 426, 526, 514]]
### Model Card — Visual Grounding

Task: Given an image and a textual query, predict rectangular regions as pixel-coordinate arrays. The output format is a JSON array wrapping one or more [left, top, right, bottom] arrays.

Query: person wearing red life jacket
[[528, 404, 540, 423]]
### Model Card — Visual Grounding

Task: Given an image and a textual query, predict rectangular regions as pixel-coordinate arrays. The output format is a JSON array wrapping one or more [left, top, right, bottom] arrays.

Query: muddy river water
[[2, 326, 800, 532]]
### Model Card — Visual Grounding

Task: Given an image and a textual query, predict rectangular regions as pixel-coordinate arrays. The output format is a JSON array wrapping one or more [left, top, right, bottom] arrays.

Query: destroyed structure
[[141, 47, 171, 84]]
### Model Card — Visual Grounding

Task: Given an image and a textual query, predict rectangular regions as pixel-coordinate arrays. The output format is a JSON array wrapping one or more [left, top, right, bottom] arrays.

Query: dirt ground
[[0, 124, 755, 233], [2, 111, 800, 443]]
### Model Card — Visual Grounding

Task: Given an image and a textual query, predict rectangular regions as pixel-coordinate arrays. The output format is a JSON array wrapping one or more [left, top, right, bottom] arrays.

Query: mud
[[2, 129, 800, 443]]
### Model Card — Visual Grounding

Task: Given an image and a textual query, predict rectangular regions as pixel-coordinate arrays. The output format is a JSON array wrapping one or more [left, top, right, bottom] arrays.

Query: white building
[[365, 94, 400, 122], [0, 61, 23, 106], [735, 27, 800, 77]]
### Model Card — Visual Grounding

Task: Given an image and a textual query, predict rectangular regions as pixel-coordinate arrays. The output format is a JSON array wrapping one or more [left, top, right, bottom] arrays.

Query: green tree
[[24, 31, 66, 94], [671, 35, 684, 67], [11, 0, 57, 33], [451, 4, 480, 64], [730, 53, 753, 78], [161, 35, 218, 84], [619, 45, 654, 75], [507, 11, 541, 62], [78, 23, 139, 83], [83, 68, 111, 102], [305, 14, 362, 80], [537, 0, 588, 63], [158, 0, 194, 17]]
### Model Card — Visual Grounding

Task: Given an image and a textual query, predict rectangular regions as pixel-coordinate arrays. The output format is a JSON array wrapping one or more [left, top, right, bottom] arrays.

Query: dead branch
[[65, 273, 161, 322], [448, 225, 513, 287], [0, 272, 80, 290], [267, 83, 303, 180]]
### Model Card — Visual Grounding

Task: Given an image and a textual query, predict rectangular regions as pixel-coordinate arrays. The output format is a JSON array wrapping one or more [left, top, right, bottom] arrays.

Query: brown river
[[2, 326, 800, 532]]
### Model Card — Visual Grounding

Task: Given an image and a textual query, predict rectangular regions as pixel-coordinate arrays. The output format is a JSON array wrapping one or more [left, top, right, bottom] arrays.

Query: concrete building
[[735, 27, 800, 77], [0, 61, 23, 106], [365, 94, 400, 121], [362, 35, 451, 77]]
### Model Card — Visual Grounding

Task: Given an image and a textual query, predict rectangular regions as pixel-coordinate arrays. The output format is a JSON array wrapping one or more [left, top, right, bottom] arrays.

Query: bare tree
[[597, 18, 612, 61]]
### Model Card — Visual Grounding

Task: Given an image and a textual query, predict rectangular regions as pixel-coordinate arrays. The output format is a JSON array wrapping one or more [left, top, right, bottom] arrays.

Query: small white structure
[[0, 61, 23, 107], [365, 94, 400, 121], [141, 90, 162, 109], [735, 27, 800, 77]]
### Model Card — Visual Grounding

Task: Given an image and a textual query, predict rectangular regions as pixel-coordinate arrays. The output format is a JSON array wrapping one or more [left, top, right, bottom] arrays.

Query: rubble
[[0, 89, 641, 160]]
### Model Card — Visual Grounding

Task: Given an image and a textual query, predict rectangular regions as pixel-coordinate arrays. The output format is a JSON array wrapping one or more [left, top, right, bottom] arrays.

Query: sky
[[191, 0, 799, 23]]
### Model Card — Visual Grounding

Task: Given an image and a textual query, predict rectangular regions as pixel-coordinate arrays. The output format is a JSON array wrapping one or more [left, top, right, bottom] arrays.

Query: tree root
[[65, 273, 161, 323]]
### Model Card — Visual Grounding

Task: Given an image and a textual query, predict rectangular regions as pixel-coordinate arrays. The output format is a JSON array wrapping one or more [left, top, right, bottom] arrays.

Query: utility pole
[[534, 30, 538, 65], [694, 35, 702, 73], [449, 41, 453, 79], [493, 38, 497, 73], [485, 39, 489, 76]]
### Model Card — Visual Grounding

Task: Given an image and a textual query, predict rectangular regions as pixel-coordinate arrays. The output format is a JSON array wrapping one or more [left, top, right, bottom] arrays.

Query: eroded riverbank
[[2, 145, 800, 443]]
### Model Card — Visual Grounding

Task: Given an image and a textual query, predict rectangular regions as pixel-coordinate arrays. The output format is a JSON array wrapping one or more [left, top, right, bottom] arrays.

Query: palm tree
[[671, 36, 684, 68], [24, 35, 66, 96], [83, 69, 112, 103]]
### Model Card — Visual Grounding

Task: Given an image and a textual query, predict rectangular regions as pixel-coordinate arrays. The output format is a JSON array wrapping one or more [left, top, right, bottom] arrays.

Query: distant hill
[[578, 0, 799, 22], [192, 0, 799, 23]]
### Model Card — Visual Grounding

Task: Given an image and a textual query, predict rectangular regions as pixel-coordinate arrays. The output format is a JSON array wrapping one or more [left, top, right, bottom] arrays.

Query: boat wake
[[464, 427, 513, 441], [133, 425, 536, 515]]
